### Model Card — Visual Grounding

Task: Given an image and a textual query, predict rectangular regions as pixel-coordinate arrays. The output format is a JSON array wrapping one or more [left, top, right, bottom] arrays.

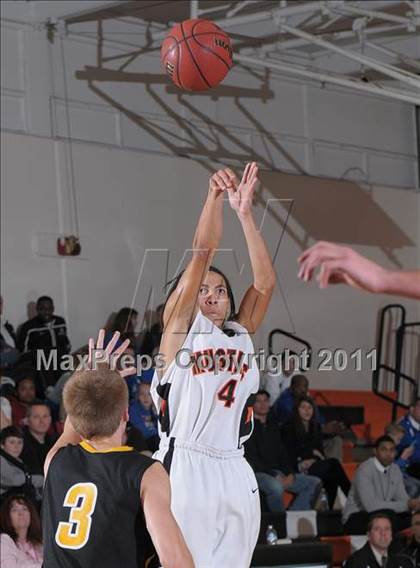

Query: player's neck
[[85, 432, 123, 451]]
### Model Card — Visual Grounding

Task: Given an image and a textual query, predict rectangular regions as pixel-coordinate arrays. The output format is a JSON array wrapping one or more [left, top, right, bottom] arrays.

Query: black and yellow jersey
[[42, 441, 155, 568]]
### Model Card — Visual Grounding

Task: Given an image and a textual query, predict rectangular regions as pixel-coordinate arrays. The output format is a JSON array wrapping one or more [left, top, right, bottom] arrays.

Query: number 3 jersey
[[151, 311, 260, 450], [42, 441, 155, 568]]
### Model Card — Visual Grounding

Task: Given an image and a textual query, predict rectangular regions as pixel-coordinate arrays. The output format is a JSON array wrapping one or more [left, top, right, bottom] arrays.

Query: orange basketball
[[161, 19, 233, 91]]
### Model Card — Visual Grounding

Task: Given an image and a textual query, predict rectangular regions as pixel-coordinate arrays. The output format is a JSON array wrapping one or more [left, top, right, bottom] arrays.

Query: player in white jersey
[[152, 162, 275, 568]]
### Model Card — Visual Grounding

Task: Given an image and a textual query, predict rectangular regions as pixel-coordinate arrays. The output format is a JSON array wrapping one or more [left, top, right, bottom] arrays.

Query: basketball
[[161, 19, 233, 91]]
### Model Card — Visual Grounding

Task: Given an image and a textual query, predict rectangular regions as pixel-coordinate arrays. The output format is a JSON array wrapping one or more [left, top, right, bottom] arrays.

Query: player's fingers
[[96, 329, 105, 351], [119, 367, 137, 378], [104, 331, 121, 357], [88, 337, 95, 366], [112, 338, 131, 360], [226, 186, 239, 208], [219, 169, 233, 188], [213, 172, 226, 190], [225, 168, 239, 188], [241, 162, 252, 184]]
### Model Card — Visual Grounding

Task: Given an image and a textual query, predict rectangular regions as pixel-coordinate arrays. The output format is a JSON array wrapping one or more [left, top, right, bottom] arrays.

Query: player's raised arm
[[160, 168, 235, 370], [141, 462, 195, 568], [297, 241, 420, 300], [44, 330, 136, 476], [228, 162, 276, 333]]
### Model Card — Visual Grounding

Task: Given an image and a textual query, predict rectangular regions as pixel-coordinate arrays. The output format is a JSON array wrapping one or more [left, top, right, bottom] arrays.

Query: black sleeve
[[16, 322, 28, 352], [275, 438, 294, 476], [281, 423, 300, 471]]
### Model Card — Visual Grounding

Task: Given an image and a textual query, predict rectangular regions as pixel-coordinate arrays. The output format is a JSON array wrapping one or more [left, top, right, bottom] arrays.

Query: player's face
[[138, 383, 153, 409], [298, 400, 313, 423], [10, 501, 31, 531], [197, 271, 231, 328], [28, 404, 51, 435], [17, 378, 36, 403], [1, 436, 24, 459], [368, 518, 392, 551], [374, 441, 396, 467]]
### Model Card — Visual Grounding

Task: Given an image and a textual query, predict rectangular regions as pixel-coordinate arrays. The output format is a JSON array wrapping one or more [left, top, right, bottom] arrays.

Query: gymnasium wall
[[1, 2, 419, 390], [2, 131, 419, 390]]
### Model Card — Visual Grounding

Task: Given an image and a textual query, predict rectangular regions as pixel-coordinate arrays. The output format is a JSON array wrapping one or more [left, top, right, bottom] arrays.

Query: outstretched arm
[[141, 462, 195, 568], [160, 169, 235, 370], [228, 162, 275, 333], [298, 241, 420, 300], [44, 330, 136, 476]]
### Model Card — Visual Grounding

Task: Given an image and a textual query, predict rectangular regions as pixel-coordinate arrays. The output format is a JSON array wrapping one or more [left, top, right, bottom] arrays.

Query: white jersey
[[151, 310, 259, 450]]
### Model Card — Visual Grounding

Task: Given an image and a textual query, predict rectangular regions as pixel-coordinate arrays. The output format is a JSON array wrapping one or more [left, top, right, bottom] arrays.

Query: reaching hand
[[209, 168, 238, 196], [298, 241, 386, 293], [87, 329, 136, 378], [227, 162, 258, 217]]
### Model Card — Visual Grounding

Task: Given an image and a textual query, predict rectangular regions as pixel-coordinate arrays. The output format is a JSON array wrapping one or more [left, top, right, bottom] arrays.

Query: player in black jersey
[[42, 330, 194, 568]]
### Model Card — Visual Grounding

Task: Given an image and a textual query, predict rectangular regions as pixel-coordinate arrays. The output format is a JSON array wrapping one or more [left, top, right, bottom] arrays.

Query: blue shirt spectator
[[128, 382, 159, 452], [398, 400, 420, 475]]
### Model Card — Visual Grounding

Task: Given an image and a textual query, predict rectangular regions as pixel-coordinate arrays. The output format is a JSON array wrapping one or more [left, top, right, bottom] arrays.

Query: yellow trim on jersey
[[79, 440, 134, 454]]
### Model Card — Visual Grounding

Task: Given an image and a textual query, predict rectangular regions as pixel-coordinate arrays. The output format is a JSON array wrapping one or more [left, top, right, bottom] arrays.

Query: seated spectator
[[0, 427, 43, 503], [263, 350, 300, 406], [20, 402, 57, 476], [390, 509, 420, 567], [282, 395, 350, 509], [343, 435, 420, 534], [129, 381, 159, 452], [244, 390, 321, 512], [272, 374, 346, 460], [386, 422, 420, 498], [0, 494, 43, 567], [9, 369, 37, 428], [16, 296, 71, 390], [0, 295, 19, 371], [344, 513, 396, 568], [398, 399, 420, 480]]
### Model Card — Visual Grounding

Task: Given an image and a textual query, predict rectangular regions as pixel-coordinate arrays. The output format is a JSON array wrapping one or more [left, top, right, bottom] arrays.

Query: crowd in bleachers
[[1, 293, 420, 566]]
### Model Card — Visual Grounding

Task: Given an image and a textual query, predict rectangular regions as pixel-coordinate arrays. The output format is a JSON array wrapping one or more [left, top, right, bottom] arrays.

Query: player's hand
[[209, 168, 238, 196], [297, 241, 387, 293], [227, 162, 258, 217], [87, 329, 137, 378]]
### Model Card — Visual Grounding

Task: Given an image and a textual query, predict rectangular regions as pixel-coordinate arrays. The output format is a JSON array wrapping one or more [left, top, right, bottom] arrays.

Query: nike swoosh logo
[[252, 488, 258, 493]]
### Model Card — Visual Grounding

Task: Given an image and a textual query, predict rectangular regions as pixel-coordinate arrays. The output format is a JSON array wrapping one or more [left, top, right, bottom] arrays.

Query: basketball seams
[[191, 34, 232, 71], [180, 21, 211, 90], [161, 32, 231, 62]]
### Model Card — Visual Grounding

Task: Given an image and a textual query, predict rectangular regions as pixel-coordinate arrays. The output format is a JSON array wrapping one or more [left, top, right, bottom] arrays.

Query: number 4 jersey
[[42, 441, 155, 568], [151, 310, 260, 450]]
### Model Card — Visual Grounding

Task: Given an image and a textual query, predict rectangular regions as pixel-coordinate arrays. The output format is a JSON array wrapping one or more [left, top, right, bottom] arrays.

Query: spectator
[[263, 350, 300, 406], [386, 422, 420, 498], [344, 513, 395, 568], [244, 390, 321, 512], [282, 395, 350, 509], [271, 374, 346, 460], [390, 509, 420, 567], [16, 296, 70, 390], [0, 427, 43, 503], [343, 436, 420, 534], [9, 370, 37, 428], [0, 295, 19, 371], [139, 304, 164, 357], [20, 402, 57, 476], [129, 381, 159, 452], [0, 494, 43, 567], [107, 307, 139, 351], [398, 399, 420, 480]]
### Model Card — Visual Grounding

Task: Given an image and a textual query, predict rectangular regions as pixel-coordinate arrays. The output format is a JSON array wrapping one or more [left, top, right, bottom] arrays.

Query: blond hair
[[63, 364, 128, 439]]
